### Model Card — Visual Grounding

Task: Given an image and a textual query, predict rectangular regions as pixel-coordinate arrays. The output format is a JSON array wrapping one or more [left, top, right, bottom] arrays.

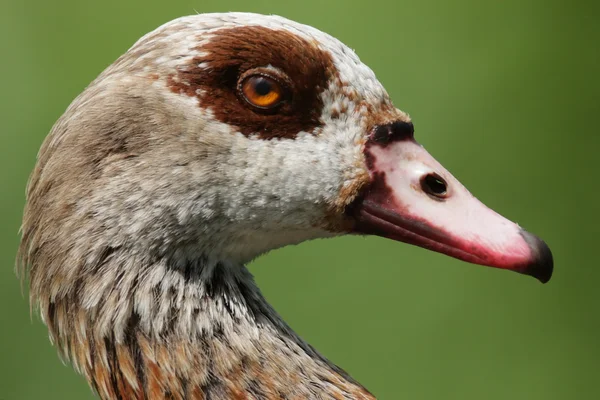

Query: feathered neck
[[37, 250, 374, 399]]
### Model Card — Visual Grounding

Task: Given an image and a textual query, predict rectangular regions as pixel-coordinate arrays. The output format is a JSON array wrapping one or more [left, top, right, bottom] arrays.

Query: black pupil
[[422, 174, 447, 197], [254, 78, 273, 96]]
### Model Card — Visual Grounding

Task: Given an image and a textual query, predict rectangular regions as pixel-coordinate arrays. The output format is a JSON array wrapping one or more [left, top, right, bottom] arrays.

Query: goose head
[[19, 12, 553, 399]]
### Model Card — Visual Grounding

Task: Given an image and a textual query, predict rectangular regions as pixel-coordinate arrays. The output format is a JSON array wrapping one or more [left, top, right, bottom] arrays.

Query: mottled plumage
[[18, 12, 552, 400]]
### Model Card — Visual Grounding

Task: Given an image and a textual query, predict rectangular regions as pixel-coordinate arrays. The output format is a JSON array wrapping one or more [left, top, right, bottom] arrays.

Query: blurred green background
[[1, 0, 598, 399]]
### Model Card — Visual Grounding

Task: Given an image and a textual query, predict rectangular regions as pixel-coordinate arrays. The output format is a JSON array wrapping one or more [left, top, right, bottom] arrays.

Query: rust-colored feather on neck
[[18, 243, 374, 399]]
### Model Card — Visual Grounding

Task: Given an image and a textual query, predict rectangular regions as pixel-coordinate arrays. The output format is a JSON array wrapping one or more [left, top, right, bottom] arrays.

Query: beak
[[350, 122, 553, 283]]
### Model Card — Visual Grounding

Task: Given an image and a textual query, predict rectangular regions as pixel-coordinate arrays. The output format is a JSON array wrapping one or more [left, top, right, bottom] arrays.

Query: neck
[[48, 253, 374, 399]]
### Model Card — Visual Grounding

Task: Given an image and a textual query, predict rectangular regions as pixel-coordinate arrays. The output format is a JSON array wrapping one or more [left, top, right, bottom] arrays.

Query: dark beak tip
[[519, 229, 554, 284]]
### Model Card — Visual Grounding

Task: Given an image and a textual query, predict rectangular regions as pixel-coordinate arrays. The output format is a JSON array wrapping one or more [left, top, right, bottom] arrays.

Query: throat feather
[[45, 255, 372, 399]]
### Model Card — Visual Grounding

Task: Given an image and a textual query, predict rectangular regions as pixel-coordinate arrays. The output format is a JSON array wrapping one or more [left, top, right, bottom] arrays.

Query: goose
[[18, 12, 553, 400]]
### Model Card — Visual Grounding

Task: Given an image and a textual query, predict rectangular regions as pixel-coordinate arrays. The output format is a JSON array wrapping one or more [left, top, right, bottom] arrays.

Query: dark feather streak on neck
[[41, 249, 373, 399]]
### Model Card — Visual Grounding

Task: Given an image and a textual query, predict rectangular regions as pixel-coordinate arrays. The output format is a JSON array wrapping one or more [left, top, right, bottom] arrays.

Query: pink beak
[[351, 121, 553, 283]]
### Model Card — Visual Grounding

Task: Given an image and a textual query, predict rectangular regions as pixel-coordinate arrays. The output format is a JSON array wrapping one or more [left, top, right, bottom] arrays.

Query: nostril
[[420, 173, 448, 200]]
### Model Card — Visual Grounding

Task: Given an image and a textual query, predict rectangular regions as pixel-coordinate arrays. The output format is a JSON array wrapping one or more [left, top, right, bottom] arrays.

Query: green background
[[1, 0, 598, 399]]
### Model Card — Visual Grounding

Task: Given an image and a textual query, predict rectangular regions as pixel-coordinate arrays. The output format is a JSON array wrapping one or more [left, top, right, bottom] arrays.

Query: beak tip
[[519, 230, 554, 284]]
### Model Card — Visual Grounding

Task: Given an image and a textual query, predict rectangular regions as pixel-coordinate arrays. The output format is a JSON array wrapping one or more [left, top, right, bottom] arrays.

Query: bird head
[[21, 13, 552, 308]]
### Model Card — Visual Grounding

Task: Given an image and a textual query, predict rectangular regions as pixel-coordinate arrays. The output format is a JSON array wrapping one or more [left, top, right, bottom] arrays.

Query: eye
[[420, 173, 448, 199], [240, 74, 285, 110]]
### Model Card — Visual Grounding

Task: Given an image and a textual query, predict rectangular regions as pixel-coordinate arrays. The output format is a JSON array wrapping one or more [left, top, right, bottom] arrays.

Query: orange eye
[[240, 75, 284, 109]]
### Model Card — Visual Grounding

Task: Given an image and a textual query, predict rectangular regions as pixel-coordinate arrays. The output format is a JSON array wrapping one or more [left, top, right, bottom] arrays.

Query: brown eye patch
[[167, 26, 336, 139]]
